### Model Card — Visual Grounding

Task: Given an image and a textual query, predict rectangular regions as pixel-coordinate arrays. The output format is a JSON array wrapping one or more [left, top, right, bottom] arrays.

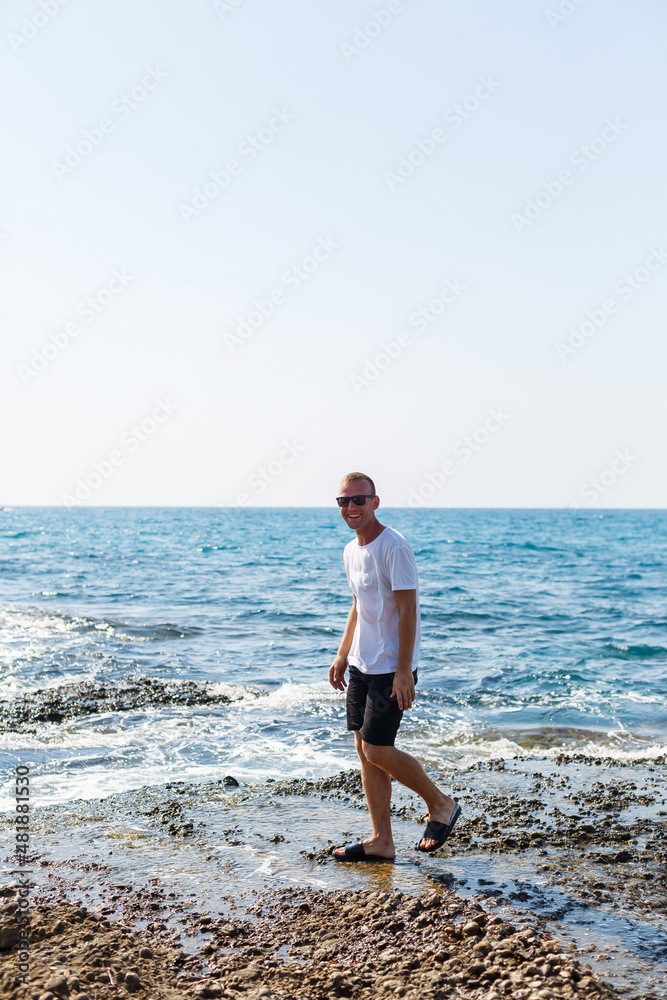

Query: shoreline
[[1, 887, 639, 1000], [1, 756, 666, 999]]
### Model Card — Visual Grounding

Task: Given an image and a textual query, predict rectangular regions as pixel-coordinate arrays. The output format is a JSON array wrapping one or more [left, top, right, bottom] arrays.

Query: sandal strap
[[423, 820, 449, 838], [344, 842, 365, 858]]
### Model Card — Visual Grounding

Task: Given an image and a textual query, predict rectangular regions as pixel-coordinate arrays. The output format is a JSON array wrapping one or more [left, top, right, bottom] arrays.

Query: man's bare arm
[[392, 589, 417, 710], [329, 597, 357, 690]]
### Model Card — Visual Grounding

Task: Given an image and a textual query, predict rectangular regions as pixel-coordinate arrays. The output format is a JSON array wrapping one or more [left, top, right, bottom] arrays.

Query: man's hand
[[329, 654, 348, 691], [391, 668, 415, 710]]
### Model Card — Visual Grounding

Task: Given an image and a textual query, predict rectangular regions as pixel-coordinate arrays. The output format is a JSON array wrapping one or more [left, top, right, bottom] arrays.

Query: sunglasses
[[336, 494, 375, 507]]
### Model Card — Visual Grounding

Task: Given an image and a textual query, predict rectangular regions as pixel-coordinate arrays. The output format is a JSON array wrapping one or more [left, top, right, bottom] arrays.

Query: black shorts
[[346, 665, 417, 747]]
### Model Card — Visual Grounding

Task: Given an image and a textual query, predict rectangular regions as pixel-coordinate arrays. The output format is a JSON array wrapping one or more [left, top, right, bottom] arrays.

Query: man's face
[[338, 479, 379, 531]]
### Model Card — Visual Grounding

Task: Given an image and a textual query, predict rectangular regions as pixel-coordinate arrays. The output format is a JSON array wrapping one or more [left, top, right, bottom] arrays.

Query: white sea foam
[[407, 728, 667, 769], [0, 697, 356, 811], [617, 691, 664, 705], [232, 679, 343, 712], [0, 745, 355, 812]]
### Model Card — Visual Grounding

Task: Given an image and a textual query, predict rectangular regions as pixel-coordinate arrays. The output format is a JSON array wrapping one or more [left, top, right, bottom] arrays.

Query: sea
[[2, 506, 667, 812]]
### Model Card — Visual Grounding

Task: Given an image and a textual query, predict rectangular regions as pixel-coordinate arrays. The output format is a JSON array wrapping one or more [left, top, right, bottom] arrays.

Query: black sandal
[[333, 843, 395, 862], [417, 804, 461, 853]]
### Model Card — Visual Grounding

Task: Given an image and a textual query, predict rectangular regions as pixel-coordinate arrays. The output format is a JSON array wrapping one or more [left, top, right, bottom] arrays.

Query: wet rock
[[193, 984, 222, 998], [614, 850, 634, 862], [0, 677, 238, 731], [0, 924, 20, 950], [123, 971, 141, 992], [43, 975, 68, 995]]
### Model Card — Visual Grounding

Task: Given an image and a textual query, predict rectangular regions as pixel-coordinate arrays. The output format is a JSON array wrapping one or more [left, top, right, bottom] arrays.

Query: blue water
[[1, 507, 666, 808]]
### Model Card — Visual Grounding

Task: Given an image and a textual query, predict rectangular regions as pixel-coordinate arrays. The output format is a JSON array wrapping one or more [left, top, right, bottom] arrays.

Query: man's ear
[[373, 495, 380, 510]]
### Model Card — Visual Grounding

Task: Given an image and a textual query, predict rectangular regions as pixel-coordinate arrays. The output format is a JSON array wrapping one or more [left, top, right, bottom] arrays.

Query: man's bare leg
[[361, 741, 458, 850], [333, 732, 395, 859]]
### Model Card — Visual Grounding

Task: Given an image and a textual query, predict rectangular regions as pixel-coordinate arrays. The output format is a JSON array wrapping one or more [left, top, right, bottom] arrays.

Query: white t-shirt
[[343, 525, 421, 675]]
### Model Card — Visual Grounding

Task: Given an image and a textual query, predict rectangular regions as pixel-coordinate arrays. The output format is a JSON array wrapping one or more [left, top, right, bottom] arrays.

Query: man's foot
[[333, 836, 394, 861], [418, 797, 459, 851]]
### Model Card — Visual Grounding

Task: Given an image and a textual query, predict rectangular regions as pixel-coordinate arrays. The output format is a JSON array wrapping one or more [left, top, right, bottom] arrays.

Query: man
[[329, 472, 460, 860]]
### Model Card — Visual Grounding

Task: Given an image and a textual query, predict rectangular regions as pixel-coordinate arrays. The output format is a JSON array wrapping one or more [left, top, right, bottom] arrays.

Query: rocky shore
[[1, 753, 666, 999], [2, 680, 665, 999], [0, 885, 639, 1000], [0, 678, 242, 731]]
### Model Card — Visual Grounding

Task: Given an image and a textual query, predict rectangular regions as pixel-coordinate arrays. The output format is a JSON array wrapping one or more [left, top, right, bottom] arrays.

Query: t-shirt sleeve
[[386, 541, 418, 590]]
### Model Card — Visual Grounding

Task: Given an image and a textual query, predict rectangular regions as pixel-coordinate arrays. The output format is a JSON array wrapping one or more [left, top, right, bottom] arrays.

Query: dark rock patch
[[0, 677, 243, 730]]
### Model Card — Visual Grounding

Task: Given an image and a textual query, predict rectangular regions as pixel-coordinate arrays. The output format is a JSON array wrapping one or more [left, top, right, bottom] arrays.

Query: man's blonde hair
[[340, 472, 376, 494]]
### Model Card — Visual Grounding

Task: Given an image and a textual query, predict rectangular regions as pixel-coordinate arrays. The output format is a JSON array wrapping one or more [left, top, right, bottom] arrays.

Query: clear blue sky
[[1, 0, 665, 507]]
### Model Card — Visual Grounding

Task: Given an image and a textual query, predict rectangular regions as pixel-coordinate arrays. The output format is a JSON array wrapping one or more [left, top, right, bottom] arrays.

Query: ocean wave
[[499, 541, 569, 554], [0, 604, 205, 643], [408, 724, 667, 766], [412, 725, 667, 760], [428, 611, 501, 623], [600, 642, 667, 660], [0, 736, 354, 809], [233, 679, 343, 712]]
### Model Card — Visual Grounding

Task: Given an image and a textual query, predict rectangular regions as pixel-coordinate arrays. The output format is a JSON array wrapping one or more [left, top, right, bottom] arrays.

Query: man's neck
[[356, 518, 385, 547]]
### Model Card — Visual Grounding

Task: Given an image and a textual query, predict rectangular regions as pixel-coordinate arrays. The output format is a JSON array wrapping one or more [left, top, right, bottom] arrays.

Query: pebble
[[123, 972, 141, 992], [43, 975, 68, 994]]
